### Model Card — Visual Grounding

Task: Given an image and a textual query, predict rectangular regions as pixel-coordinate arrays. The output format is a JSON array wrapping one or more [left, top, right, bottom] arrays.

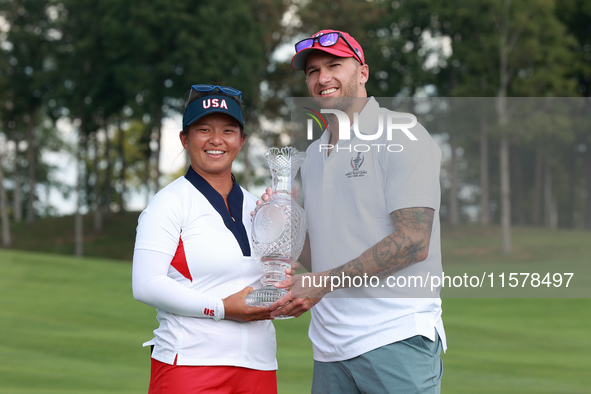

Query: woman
[[132, 84, 277, 393]]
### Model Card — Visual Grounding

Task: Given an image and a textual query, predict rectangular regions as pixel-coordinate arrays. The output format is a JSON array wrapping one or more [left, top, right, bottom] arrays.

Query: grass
[[0, 248, 313, 394], [0, 249, 151, 393], [442, 298, 591, 393], [1, 219, 590, 393]]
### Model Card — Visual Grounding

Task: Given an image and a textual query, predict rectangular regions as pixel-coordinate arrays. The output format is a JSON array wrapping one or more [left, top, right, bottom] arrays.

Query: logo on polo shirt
[[345, 152, 367, 179]]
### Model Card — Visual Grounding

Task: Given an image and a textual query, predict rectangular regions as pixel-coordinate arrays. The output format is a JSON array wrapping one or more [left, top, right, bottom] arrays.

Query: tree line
[[1, 0, 590, 255]]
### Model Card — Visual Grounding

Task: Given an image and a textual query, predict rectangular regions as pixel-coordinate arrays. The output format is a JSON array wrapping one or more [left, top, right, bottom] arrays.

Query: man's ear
[[359, 63, 369, 84]]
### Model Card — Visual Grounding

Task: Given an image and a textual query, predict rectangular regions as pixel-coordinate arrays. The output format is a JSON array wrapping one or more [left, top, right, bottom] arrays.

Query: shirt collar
[[184, 166, 251, 256]]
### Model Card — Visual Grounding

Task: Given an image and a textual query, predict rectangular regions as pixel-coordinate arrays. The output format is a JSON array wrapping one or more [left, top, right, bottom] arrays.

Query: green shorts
[[311, 333, 443, 394]]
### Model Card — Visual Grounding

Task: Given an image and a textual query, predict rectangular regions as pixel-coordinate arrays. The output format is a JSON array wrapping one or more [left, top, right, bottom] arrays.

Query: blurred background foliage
[[0, 0, 590, 255]]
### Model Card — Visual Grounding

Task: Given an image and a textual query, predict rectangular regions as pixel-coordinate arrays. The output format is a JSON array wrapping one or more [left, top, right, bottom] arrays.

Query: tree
[[436, 0, 577, 250], [122, 0, 268, 195], [0, 146, 10, 247], [0, 0, 58, 224], [556, 0, 591, 229], [240, 0, 291, 188], [53, 0, 125, 254]]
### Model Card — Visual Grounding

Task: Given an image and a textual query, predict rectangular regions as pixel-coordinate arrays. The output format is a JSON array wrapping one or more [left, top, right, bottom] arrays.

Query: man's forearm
[[327, 207, 434, 287]]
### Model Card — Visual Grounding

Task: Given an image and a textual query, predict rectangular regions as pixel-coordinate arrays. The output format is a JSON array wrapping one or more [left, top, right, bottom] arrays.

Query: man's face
[[304, 51, 368, 112]]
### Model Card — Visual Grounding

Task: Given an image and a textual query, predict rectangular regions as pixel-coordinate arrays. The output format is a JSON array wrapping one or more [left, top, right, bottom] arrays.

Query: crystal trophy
[[246, 147, 307, 312]]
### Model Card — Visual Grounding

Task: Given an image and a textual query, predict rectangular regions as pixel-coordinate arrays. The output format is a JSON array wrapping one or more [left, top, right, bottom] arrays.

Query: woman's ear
[[179, 130, 188, 150]]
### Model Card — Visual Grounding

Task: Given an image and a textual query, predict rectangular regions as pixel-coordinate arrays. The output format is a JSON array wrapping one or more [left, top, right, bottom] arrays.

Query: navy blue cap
[[183, 95, 244, 129]]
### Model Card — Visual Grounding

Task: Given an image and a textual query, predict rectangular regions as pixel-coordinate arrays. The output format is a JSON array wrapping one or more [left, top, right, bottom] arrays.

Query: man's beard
[[314, 95, 356, 113], [311, 74, 359, 112]]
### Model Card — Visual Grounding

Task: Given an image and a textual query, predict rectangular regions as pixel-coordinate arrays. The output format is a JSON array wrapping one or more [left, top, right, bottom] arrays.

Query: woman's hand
[[222, 287, 273, 322]]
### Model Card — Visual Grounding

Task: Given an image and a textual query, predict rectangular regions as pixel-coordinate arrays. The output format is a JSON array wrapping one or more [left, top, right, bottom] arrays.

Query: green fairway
[[0, 250, 152, 393], [1, 225, 590, 393], [441, 298, 591, 393]]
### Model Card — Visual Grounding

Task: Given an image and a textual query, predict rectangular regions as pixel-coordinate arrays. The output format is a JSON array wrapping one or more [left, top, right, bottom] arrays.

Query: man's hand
[[222, 287, 273, 322], [251, 186, 300, 216], [269, 272, 329, 318]]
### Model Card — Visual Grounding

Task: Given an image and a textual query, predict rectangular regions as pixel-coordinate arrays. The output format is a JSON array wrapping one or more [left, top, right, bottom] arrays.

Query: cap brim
[[184, 108, 244, 128], [291, 47, 358, 70]]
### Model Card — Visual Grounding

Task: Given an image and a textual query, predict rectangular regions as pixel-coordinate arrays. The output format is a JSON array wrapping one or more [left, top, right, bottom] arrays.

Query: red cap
[[291, 29, 365, 70]]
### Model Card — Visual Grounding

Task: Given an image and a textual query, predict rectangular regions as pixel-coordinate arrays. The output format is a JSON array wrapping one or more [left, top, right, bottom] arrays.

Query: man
[[270, 30, 446, 393]]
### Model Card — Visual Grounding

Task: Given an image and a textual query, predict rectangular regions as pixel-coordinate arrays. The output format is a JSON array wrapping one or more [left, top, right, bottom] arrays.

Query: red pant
[[149, 357, 277, 394]]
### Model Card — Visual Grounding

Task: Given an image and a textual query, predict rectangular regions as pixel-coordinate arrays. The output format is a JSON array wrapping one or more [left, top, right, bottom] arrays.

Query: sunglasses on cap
[[294, 32, 364, 65], [187, 84, 242, 106]]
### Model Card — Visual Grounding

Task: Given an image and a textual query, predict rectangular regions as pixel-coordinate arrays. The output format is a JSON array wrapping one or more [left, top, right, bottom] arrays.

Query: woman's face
[[180, 113, 245, 179]]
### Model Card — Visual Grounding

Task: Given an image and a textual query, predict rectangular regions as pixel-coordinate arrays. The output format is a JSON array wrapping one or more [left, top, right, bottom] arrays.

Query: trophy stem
[[245, 256, 290, 305], [244, 286, 289, 306], [260, 256, 291, 287], [245, 256, 294, 319]]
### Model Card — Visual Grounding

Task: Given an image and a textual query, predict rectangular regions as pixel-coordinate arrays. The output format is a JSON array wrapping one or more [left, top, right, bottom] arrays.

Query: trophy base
[[245, 288, 294, 320]]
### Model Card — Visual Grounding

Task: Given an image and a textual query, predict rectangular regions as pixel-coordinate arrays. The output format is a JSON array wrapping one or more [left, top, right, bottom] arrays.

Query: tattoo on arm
[[331, 207, 434, 283]]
